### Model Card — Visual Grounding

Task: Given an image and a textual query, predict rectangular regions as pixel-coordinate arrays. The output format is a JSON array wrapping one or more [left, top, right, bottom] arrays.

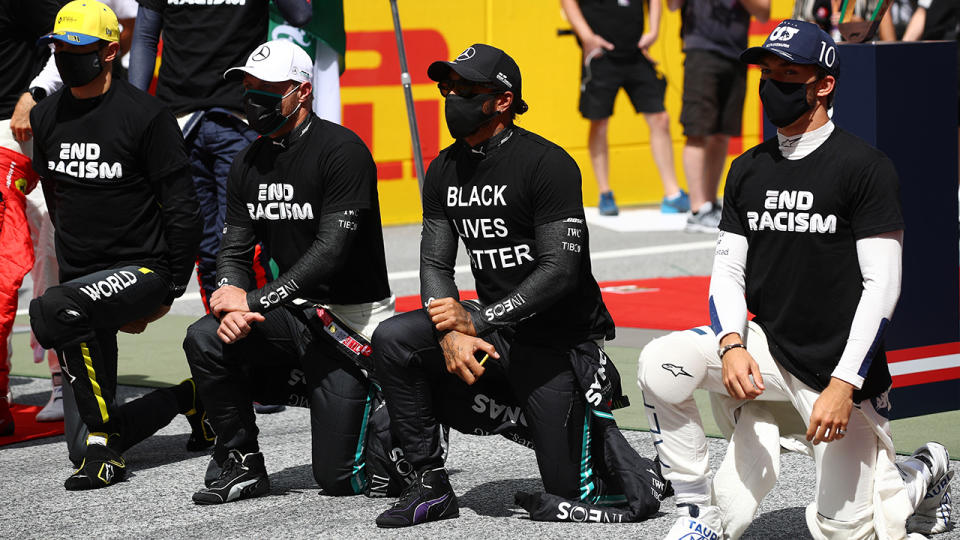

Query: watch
[[718, 342, 746, 359], [29, 86, 47, 103]]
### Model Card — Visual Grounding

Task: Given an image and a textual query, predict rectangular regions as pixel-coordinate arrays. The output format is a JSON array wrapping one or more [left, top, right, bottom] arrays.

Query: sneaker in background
[[64, 441, 126, 490], [907, 442, 953, 535], [376, 467, 459, 528], [598, 191, 619, 216], [192, 450, 269, 505], [665, 503, 724, 540], [661, 190, 691, 214], [685, 201, 721, 233], [36, 381, 64, 422]]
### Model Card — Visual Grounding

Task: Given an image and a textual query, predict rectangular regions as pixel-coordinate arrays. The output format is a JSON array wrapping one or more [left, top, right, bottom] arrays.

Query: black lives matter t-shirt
[[578, 0, 645, 60], [719, 128, 904, 400], [30, 79, 191, 283], [422, 127, 615, 344], [225, 115, 391, 305], [137, 0, 268, 114], [0, 0, 61, 119]]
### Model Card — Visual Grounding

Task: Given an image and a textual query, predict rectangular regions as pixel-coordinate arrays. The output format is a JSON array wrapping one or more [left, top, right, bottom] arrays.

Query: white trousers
[[638, 322, 919, 539]]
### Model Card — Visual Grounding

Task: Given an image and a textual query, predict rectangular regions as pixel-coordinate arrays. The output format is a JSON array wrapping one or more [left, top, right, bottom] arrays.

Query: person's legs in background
[[25, 188, 63, 422], [580, 54, 620, 216], [588, 118, 619, 216], [644, 110, 688, 213]]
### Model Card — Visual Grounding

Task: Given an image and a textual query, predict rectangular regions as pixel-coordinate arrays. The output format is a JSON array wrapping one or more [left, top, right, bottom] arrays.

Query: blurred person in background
[[562, 0, 688, 217], [669, 0, 770, 233]]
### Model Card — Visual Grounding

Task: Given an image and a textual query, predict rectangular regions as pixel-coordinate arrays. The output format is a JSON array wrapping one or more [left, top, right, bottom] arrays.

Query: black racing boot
[[192, 450, 269, 505], [375, 467, 459, 528], [64, 442, 126, 491]]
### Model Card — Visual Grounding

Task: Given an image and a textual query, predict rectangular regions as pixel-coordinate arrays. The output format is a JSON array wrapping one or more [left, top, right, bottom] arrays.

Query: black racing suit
[[28, 79, 201, 455], [184, 114, 409, 496], [373, 126, 669, 521]]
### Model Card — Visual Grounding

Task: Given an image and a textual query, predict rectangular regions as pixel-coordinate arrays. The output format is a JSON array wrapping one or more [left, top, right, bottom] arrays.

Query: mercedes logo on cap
[[252, 45, 270, 62], [456, 47, 475, 62]]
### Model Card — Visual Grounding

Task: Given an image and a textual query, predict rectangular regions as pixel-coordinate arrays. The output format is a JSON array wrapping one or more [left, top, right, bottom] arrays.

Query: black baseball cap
[[428, 43, 528, 114], [740, 19, 840, 79]]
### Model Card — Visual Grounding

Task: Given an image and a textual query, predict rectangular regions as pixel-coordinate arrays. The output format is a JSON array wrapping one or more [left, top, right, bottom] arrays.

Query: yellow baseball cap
[[38, 0, 119, 46]]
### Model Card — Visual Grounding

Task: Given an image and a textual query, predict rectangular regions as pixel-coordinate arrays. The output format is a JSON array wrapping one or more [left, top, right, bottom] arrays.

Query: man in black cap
[[371, 43, 670, 528], [638, 19, 951, 539]]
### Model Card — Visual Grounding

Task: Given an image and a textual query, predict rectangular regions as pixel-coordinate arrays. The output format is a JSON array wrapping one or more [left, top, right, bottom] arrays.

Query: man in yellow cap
[[29, 0, 207, 490]]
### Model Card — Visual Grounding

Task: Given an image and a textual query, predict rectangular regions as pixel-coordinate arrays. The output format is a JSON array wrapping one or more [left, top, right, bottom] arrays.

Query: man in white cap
[[28, 0, 206, 490], [185, 39, 401, 505]]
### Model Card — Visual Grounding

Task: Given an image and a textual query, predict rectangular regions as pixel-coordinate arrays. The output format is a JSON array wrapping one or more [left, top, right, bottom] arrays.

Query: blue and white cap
[[740, 19, 840, 78]]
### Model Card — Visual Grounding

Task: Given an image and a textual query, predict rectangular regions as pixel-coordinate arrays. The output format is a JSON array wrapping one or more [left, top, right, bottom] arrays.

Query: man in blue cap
[[640, 19, 952, 539]]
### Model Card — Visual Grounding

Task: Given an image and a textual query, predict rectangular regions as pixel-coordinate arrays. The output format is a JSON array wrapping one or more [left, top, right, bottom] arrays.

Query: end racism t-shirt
[[30, 78, 192, 283], [224, 115, 391, 306], [719, 128, 904, 400]]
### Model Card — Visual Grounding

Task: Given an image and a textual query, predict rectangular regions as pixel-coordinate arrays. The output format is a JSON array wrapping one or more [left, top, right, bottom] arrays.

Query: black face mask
[[759, 79, 813, 128], [55, 49, 104, 88], [444, 93, 499, 140], [242, 84, 301, 136]]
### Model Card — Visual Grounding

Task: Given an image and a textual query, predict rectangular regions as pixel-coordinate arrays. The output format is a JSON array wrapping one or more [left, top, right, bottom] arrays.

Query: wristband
[[718, 342, 746, 359]]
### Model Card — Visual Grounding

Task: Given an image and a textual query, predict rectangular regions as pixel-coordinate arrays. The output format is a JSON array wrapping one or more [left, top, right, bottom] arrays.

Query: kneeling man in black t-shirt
[[29, 0, 204, 491], [184, 40, 403, 505], [638, 20, 952, 539], [372, 44, 670, 528]]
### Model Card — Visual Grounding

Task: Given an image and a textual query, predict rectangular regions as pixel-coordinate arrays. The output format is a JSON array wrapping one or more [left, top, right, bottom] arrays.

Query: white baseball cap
[[224, 40, 312, 83]]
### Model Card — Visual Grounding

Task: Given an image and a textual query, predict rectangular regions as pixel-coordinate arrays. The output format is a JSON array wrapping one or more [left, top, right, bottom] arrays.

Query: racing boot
[[376, 467, 459, 528], [665, 503, 723, 540], [192, 450, 269, 505], [906, 442, 953, 535], [181, 379, 215, 451], [64, 437, 126, 490]]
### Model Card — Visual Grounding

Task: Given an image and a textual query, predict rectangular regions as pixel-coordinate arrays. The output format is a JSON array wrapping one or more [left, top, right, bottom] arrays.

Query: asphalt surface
[[3, 212, 957, 538]]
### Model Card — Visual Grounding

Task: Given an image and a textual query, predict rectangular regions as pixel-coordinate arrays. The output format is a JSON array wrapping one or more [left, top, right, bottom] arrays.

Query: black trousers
[[372, 309, 614, 501], [184, 308, 376, 495], [29, 265, 180, 451]]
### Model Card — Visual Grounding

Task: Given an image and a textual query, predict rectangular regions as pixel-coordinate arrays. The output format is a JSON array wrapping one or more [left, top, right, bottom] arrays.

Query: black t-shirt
[[681, 0, 750, 60], [30, 78, 192, 283], [225, 115, 391, 305], [578, 0, 645, 60], [137, 0, 268, 115], [0, 0, 61, 119], [719, 128, 904, 400], [422, 127, 615, 344], [923, 0, 960, 39]]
